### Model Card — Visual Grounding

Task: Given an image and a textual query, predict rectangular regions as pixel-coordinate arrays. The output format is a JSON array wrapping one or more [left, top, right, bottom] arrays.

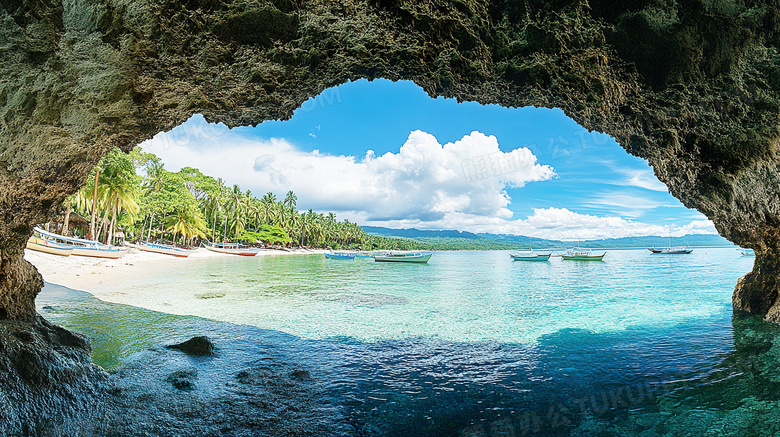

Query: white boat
[[204, 241, 261, 256], [325, 251, 356, 260], [34, 227, 126, 259], [560, 249, 606, 261], [26, 235, 73, 257], [739, 248, 756, 256], [129, 242, 198, 258], [374, 251, 432, 263], [510, 249, 551, 261]]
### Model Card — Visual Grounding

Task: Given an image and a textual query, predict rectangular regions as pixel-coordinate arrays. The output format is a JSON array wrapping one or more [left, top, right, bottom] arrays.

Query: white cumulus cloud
[[142, 127, 556, 222]]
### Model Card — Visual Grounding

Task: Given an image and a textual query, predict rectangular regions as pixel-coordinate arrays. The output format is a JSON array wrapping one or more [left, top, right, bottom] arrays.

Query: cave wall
[[1, 0, 780, 322]]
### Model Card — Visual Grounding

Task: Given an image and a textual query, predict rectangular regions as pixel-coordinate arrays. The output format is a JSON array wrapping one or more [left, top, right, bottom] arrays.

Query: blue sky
[[141, 79, 716, 240]]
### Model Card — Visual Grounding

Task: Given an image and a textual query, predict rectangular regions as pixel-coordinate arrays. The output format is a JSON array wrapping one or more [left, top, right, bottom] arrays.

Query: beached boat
[[739, 248, 756, 256], [647, 246, 693, 254], [26, 235, 73, 257], [355, 251, 375, 259], [560, 249, 606, 261], [510, 250, 551, 261], [203, 241, 261, 256], [325, 251, 357, 260], [374, 251, 432, 263], [34, 227, 126, 259], [130, 242, 198, 258]]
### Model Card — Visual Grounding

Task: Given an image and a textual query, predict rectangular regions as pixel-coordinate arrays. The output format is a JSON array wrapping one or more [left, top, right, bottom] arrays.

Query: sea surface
[[38, 248, 780, 436]]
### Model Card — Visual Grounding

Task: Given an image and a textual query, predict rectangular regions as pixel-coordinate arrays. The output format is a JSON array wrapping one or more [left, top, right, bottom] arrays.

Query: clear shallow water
[[90, 248, 749, 344], [38, 248, 780, 436]]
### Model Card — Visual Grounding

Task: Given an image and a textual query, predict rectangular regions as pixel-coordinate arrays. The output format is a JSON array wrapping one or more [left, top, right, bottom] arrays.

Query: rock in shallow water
[[165, 336, 215, 356]]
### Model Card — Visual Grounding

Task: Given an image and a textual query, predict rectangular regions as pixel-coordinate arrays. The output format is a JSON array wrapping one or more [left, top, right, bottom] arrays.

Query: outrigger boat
[[374, 251, 432, 263], [128, 241, 198, 258], [33, 227, 126, 259], [647, 246, 693, 254], [560, 249, 606, 261], [510, 249, 551, 262], [203, 241, 261, 256], [26, 235, 73, 257], [325, 251, 357, 260], [647, 235, 693, 254]]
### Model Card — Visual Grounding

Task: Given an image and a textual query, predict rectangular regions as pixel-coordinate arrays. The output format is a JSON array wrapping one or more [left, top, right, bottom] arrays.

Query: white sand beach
[[26, 246, 328, 295]]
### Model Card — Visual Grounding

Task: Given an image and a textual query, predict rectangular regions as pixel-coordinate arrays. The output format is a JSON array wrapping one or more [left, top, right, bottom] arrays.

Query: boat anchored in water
[[738, 248, 756, 256], [33, 227, 126, 259], [325, 251, 357, 260], [204, 242, 262, 256], [510, 249, 551, 262], [374, 251, 432, 263], [560, 249, 606, 261]]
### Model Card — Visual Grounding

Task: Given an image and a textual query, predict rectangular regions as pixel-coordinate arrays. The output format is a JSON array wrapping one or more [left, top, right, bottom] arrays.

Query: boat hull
[[137, 243, 197, 258], [561, 254, 606, 261], [26, 237, 73, 257], [374, 254, 432, 263], [70, 247, 126, 259], [204, 246, 261, 256], [325, 253, 356, 260], [510, 254, 551, 261]]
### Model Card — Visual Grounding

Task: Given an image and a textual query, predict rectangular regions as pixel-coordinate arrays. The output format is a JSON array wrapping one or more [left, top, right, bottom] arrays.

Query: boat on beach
[[560, 249, 606, 261], [325, 251, 357, 260], [203, 241, 262, 256], [374, 251, 432, 263], [128, 242, 199, 258], [510, 249, 551, 261], [33, 227, 126, 259], [26, 235, 74, 256]]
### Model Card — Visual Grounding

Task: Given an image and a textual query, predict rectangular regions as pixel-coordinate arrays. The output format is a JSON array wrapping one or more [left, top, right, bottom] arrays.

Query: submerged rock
[[165, 336, 215, 356]]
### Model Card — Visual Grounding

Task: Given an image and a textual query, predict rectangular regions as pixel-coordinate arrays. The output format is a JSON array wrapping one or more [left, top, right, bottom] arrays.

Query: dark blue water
[[37, 248, 780, 436]]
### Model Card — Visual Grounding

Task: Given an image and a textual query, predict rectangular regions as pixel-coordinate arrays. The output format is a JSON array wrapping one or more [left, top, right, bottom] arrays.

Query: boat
[[26, 235, 73, 257], [33, 227, 126, 259], [129, 242, 198, 258], [739, 248, 756, 256], [203, 241, 261, 256], [510, 249, 551, 261], [560, 249, 606, 261], [647, 246, 693, 254], [374, 251, 432, 263], [355, 251, 375, 259], [647, 235, 693, 254], [325, 251, 357, 260]]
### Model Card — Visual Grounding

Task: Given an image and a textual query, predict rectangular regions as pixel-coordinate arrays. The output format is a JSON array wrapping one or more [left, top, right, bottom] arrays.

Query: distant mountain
[[362, 226, 735, 250]]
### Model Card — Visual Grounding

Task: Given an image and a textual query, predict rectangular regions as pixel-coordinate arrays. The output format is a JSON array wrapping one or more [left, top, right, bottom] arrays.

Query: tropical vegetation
[[56, 147, 428, 251]]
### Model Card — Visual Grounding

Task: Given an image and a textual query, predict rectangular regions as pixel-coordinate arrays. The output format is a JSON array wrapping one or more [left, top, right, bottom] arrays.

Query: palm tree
[[166, 207, 208, 245]]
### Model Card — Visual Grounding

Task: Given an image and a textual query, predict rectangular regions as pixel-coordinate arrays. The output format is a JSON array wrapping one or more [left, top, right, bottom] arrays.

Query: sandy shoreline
[[26, 246, 327, 294]]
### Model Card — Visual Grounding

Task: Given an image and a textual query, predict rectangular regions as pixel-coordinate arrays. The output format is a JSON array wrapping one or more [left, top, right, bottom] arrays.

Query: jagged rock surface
[[1, 0, 780, 428], [0, 316, 109, 435]]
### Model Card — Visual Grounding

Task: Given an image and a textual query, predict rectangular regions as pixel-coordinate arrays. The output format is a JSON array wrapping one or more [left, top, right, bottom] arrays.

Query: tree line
[[58, 148, 428, 251]]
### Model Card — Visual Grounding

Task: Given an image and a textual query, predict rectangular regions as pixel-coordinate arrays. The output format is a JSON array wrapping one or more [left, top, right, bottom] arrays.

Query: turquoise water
[[89, 248, 747, 344], [39, 248, 780, 436]]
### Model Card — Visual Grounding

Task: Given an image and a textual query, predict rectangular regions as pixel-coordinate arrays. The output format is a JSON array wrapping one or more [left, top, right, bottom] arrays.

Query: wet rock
[[166, 369, 198, 391], [0, 316, 110, 435], [165, 336, 215, 356]]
